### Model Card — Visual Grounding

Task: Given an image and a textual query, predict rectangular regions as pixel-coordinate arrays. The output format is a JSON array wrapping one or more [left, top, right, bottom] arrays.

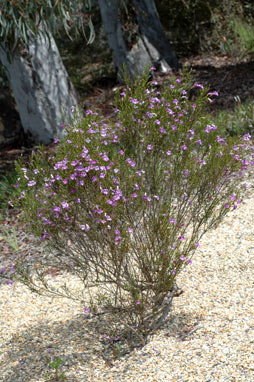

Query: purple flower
[[208, 91, 219, 97], [181, 145, 187, 151], [143, 194, 151, 202], [243, 133, 251, 141], [130, 98, 139, 105], [178, 236, 185, 241], [61, 201, 69, 209], [147, 145, 153, 151], [102, 154, 109, 162], [224, 203, 230, 209], [84, 307, 90, 313], [194, 82, 204, 90], [205, 124, 217, 133], [28, 180, 36, 187], [168, 218, 176, 224], [53, 206, 61, 213], [41, 231, 49, 241], [95, 208, 103, 214], [126, 158, 135, 167], [166, 150, 172, 156], [80, 224, 90, 231], [180, 255, 186, 261]]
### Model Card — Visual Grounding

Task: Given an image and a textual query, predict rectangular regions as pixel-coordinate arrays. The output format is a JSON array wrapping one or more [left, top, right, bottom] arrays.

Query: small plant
[[12, 69, 254, 336], [233, 17, 254, 58], [0, 212, 19, 285], [205, 0, 254, 58], [0, 170, 19, 209], [213, 97, 254, 137], [0, 221, 19, 251], [44, 357, 67, 382]]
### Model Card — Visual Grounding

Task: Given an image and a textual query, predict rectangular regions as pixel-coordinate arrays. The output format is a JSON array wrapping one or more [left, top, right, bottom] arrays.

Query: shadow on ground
[[1, 305, 199, 381]]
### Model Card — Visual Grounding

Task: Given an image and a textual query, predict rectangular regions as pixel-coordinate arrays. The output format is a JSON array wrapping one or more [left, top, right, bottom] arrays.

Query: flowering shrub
[[13, 70, 254, 335]]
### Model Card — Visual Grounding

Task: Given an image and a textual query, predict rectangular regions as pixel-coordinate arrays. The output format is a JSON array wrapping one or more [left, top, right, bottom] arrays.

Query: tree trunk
[[0, 29, 79, 144], [98, 0, 178, 81]]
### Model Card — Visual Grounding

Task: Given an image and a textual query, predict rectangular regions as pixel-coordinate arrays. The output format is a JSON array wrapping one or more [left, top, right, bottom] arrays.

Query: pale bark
[[98, 0, 178, 81], [0, 29, 79, 144]]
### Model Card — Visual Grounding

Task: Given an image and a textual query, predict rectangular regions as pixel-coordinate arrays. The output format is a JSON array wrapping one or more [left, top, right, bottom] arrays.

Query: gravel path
[[1, 179, 254, 381]]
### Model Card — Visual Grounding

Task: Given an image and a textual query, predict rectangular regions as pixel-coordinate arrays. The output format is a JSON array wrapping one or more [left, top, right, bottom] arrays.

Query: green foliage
[[233, 18, 254, 57], [156, 0, 254, 57], [0, 215, 19, 251], [213, 97, 254, 137], [0, 0, 95, 55], [0, 170, 19, 209], [44, 357, 67, 382], [12, 70, 254, 336], [202, 0, 254, 57]]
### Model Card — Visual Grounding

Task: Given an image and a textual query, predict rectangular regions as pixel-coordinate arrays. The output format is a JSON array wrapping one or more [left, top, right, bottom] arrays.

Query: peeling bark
[[98, 0, 178, 81], [0, 28, 79, 144]]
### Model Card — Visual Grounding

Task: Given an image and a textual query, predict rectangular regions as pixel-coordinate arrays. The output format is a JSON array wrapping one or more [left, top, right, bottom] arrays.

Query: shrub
[[204, 0, 254, 57], [12, 70, 254, 336]]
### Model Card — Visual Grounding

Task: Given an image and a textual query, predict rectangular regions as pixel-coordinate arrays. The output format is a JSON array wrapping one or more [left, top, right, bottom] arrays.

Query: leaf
[[87, 17, 95, 45]]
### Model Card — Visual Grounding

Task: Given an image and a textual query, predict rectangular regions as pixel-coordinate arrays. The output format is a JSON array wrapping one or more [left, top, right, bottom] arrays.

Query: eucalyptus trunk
[[98, 0, 178, 81], [0, 29, 79, 144]]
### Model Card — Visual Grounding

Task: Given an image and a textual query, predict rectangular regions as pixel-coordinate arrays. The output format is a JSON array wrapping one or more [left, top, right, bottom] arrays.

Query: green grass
[[0, 169, 19, 210], [234, 18, 254, 58], [212, 97, 254, 137]]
